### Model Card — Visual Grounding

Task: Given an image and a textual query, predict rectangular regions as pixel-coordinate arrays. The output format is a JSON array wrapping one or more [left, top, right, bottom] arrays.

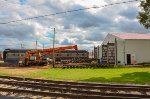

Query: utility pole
[[52, 28, 56, 68], [43, 43, 44, 50], [20, 43, 23, 49], [19, 43, 23, 65], [36, 40, 37, 49]]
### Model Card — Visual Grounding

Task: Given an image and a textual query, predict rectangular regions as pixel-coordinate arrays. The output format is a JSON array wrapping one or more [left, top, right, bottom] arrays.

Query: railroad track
[[0, 76, 150, 99]]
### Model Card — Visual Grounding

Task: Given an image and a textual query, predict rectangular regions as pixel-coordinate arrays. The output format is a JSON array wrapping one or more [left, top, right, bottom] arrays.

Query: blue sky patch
[[46, 32, 53, 38], [19, 0, 27, 5]]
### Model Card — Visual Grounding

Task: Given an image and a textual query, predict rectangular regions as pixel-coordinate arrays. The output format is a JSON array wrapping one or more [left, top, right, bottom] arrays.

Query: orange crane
[[18, 45, 78, 66]]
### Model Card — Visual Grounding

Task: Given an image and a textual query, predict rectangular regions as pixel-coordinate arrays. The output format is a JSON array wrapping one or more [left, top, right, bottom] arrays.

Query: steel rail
[[0, 86, 148, 99], [0, 76, 149, 95], [0, 76, 149, 93], [0, 80, 150, 93], [0, 87, 105, 99], [0, 75, 149, 89], [0, 80, 149, 98]]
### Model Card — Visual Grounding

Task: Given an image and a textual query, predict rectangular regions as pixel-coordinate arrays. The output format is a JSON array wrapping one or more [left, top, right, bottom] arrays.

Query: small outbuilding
[[99, 33, 150, 65]]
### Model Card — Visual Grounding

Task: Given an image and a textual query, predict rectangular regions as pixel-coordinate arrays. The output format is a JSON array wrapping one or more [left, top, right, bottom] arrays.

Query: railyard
[[0, 0, 149, 98], [0, 65, 149, 98]]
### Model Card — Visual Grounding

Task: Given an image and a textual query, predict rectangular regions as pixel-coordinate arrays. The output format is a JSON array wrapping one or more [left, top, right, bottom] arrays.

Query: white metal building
[[99, 33, 150, 65]]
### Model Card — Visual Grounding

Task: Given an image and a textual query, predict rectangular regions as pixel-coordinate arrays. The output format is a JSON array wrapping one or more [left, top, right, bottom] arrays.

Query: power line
[[0, 0, 140, 25], [0, 0, 50, 19]]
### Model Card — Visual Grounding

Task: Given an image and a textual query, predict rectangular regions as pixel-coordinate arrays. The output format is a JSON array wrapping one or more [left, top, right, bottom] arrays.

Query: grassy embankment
[[0, 66, 150, 85]]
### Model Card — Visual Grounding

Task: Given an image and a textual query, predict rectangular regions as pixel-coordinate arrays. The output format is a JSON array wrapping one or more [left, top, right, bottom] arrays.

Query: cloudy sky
[[0, 0, 149, 51]]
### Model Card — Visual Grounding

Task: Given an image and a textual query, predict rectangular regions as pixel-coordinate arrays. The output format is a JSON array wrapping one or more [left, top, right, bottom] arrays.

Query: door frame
[[127, 54, 131, 65]]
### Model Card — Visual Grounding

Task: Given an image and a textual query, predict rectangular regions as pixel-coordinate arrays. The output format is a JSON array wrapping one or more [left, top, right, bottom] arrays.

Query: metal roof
[[3, 49, 31, 53], [61, 50, 88, 53], [111, 33, 150, 40], [3, 49, 88, 53]]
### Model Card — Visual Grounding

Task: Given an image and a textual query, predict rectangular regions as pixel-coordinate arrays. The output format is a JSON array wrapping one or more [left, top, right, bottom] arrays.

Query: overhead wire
[[0, 0, 48, 20], [0, 0, 140, 25], [0, 0, 142, 48]]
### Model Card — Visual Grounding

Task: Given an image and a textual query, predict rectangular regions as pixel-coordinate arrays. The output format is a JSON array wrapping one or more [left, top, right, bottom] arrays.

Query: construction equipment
[[18, 45, 78, 66]]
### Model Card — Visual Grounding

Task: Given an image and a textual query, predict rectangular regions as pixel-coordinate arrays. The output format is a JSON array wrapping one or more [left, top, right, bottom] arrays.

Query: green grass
[[1, 67, 150, 85]]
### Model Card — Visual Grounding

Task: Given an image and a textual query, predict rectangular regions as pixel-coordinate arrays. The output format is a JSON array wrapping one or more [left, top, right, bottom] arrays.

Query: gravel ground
[[0, 96, 16, 99]]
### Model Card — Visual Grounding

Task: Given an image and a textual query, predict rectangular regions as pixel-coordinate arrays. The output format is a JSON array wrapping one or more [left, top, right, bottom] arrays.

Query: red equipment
[[18, 45, 78, 66]]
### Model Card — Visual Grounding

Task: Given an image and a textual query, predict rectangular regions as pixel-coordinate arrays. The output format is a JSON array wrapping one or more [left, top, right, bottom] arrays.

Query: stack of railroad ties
[[62, 63, 114, 68], [0, 76, 149, 98]]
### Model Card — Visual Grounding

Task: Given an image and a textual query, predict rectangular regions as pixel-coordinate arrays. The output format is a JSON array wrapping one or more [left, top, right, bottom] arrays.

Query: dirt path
[[0, 65, 50, 75]]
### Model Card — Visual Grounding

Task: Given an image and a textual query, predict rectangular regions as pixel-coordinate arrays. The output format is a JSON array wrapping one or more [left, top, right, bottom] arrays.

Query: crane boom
[[18, 45, 78, 66]]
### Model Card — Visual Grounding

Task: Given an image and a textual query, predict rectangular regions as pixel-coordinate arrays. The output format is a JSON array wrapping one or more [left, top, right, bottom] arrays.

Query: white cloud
[[0, 0, 149, 51]]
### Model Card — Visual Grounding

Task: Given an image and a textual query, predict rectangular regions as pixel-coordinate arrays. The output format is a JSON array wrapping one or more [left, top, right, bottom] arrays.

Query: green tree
[[137, 0, 150, 29]]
